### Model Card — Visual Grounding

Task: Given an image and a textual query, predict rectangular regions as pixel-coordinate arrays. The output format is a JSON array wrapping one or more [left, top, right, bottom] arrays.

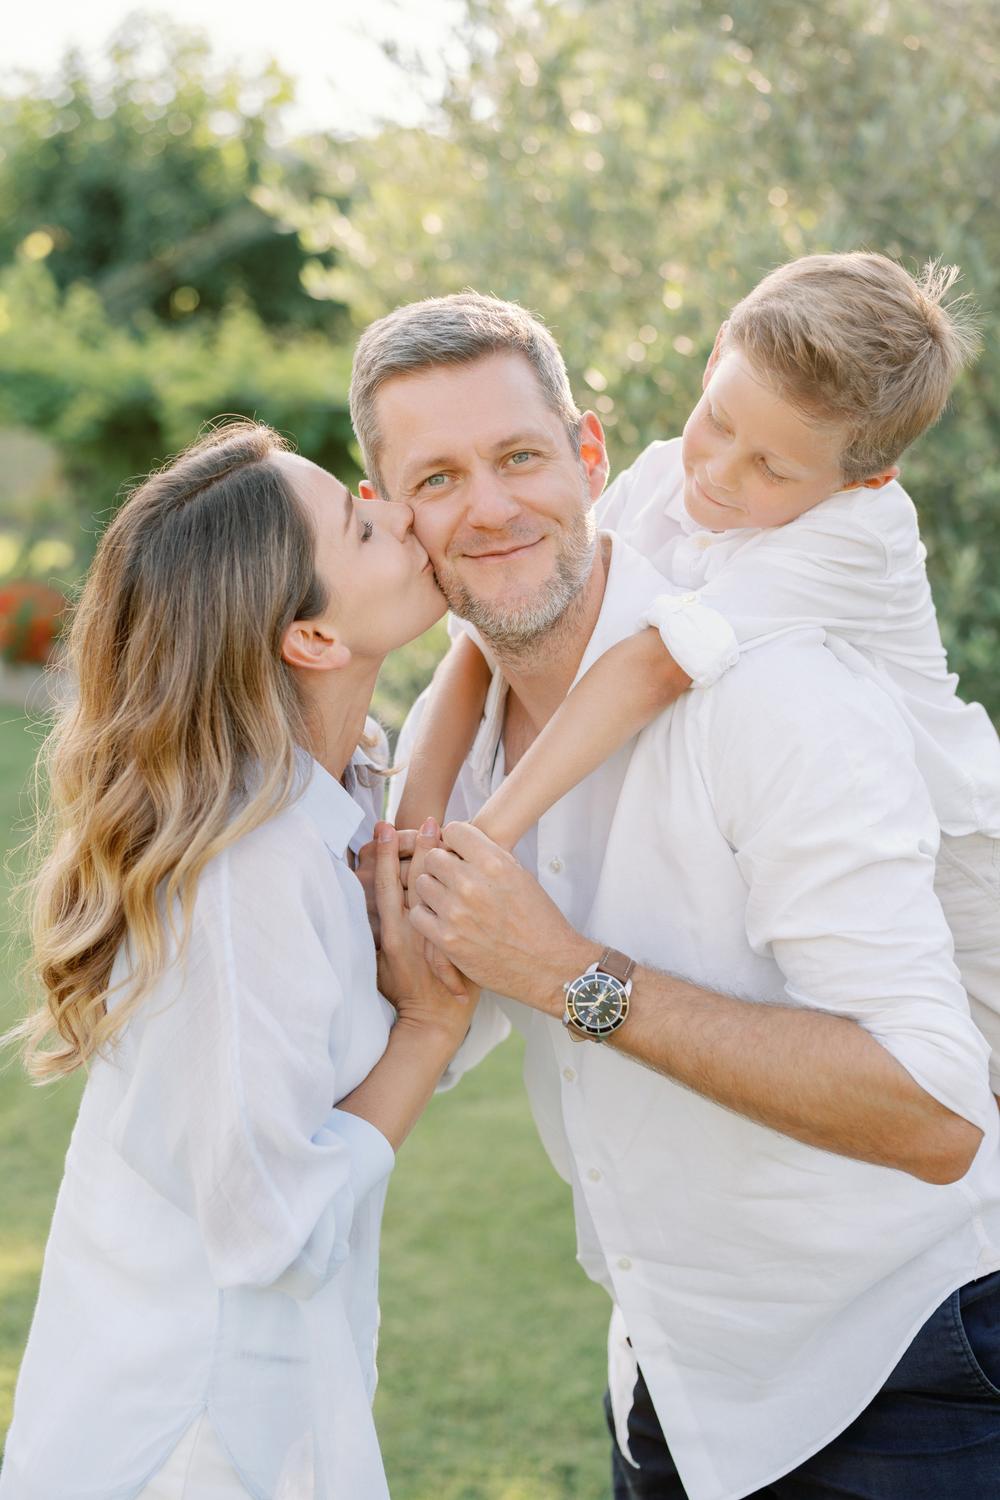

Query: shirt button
[[562, 1066, 577, 1083], [680, 591, 698, 604], [587, 1167, 602, 1183], [694, 532, 712, 549], [548, 856, 563, 873], [617, 1256, 633, 1271]]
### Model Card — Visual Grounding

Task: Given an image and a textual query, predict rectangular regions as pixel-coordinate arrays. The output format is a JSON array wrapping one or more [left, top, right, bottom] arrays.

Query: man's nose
[[464, 467, 522, 529]]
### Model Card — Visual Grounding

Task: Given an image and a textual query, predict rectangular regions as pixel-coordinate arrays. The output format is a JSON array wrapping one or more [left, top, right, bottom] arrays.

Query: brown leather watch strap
[[596, 947, 636, 985]]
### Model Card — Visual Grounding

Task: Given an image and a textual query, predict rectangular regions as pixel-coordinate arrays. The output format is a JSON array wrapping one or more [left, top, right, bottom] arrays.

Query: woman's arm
[[473, 629, 691, 850], [338, 823, 478, 1149], [394, 631, 492, 831]]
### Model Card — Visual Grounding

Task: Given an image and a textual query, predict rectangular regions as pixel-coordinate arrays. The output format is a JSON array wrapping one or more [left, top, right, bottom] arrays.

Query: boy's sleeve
[[640, 487, 916, 687]]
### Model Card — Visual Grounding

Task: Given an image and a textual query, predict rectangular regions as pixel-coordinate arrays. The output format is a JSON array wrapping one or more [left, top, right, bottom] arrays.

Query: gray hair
[[349, 291, 582, 497]]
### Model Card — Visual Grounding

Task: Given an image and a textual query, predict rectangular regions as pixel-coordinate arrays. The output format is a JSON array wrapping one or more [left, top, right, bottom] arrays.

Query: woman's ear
[[280, 621, 351, 672]]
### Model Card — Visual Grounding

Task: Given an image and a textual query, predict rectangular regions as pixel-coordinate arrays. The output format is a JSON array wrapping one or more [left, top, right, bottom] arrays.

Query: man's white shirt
[[393, 533, 1000, 1500]]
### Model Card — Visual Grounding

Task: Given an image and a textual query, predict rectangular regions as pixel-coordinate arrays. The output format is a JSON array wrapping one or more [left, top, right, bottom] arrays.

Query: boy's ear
[[703, 322, 728, 391], [856, 465, 900, 491], [358, 480, 379, 501], [281, 620, 351, 673], [578, 410, 610, 501]]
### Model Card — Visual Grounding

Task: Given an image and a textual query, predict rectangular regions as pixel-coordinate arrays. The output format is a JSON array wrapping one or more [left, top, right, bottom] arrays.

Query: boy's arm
[[394, 631, 492, 832], [474, 630, 692, 850]]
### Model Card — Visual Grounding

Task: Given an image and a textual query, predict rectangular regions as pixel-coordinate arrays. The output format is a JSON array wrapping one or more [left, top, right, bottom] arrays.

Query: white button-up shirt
[[598, 437, 1000, 837], [2, 756, 396, 1500], [394, 535, 1000, 1500]]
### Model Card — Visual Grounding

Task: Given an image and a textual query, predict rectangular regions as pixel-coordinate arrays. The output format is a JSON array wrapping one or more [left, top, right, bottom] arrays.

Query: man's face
[[363, 353, 608, 650]]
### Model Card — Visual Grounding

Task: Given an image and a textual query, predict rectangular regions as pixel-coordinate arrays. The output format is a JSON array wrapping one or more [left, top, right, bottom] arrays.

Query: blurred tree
[[279, 0, 1000, 715], [0, 9, 345, 332], [0, 261, 356, 575]]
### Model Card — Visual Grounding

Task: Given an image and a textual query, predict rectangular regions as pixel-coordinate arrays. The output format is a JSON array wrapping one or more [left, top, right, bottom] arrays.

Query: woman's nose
[[360, 499, 414, 537]]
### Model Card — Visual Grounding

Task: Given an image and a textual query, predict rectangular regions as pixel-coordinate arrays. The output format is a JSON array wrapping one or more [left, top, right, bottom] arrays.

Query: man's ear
[[358, 480, 379, 501], [702, 322, 728, 391], [578, 410, 610, 501], [280, 620, 351, 672]]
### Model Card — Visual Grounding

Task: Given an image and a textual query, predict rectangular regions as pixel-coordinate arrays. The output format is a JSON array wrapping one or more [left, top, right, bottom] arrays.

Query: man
[[352, 292, 1000, 1499]]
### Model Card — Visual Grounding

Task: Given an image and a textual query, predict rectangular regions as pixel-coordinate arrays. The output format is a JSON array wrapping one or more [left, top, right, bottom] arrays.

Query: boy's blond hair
[[725, 252, 980, 484]]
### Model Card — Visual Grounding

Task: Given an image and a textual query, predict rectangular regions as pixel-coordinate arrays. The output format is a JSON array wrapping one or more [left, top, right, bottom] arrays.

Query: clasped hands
[[358, 819, 585, 1014]]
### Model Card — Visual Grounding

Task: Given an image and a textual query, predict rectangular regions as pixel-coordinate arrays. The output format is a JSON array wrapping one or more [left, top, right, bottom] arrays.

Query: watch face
[[567, 973, 627, 1035]]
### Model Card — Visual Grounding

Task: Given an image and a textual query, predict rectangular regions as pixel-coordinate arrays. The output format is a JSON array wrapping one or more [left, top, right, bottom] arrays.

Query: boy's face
[[681, 341, 886, 531]]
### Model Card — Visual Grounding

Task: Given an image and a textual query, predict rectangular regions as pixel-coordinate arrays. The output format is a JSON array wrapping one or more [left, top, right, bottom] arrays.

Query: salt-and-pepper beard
[[433, 502, 597, 661]]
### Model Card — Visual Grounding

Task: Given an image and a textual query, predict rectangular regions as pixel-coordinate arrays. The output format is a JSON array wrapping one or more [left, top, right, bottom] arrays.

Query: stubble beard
[[434, 504, 597, 662]]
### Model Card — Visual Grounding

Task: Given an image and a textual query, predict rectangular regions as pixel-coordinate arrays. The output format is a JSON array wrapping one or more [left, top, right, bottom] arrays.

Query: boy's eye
[[706, 408, 728, 433], [360, 518, 374, 542], [760, 460, 788, 483]]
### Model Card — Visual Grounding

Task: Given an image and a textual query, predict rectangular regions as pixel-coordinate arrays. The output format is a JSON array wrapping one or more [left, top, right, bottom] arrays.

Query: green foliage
[[0, 260, 357, 573], [0, 11, 340, 331], [289, 0, 1000, 715]]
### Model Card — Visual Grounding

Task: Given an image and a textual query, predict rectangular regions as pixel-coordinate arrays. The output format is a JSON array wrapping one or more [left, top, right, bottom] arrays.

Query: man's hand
[[409, 821, 595, 1006]]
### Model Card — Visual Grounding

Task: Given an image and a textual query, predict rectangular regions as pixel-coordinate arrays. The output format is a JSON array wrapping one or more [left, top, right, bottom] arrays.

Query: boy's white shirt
[[598, 436, 1000, 838]]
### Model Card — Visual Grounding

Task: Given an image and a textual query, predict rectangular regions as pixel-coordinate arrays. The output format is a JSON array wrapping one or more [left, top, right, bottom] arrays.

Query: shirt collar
[[467, 532, 668, 798], [293, 750, 366, 858]]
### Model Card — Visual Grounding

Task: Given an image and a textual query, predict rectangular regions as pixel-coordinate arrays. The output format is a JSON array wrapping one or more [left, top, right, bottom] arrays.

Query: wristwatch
[[562, 947, 636, 1043]]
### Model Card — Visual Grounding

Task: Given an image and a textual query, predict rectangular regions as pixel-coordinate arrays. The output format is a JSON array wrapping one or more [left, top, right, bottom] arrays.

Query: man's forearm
[[529, 935, 982, 1184]]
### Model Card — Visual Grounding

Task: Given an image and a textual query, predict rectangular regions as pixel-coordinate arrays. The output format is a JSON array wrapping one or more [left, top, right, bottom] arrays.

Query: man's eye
[[423, 473, 448, 489], [360, 519, 374, 541], [509, 451, 534, 465]]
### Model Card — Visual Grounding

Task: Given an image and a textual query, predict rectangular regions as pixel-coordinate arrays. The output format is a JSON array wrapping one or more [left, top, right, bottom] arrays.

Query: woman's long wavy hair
[[13, 419, 329, 1081]]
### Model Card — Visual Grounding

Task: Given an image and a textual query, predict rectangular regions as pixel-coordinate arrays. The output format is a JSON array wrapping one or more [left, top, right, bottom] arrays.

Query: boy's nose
[[705, 453, 740, 492]]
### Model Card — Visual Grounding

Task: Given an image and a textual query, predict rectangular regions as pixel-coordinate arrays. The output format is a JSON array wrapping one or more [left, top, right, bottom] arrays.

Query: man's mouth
[[462, 538, 542, 562]]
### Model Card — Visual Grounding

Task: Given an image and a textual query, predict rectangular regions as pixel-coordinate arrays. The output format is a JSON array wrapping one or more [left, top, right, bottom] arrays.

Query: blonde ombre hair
[[14, 420, 329, 1081], [725, 252, 980, 483]]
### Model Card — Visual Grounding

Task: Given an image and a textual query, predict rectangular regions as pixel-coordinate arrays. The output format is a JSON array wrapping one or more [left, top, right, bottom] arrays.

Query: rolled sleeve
[[639, 591, 740, 687], [706, 640, 995, 1136]]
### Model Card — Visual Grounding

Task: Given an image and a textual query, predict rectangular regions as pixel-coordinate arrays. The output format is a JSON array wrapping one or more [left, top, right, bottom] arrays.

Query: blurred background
[[1, 2, 998, 1497]]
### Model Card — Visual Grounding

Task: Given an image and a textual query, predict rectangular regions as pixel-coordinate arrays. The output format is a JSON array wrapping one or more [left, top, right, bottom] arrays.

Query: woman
[[0, 421, 472, 1500]]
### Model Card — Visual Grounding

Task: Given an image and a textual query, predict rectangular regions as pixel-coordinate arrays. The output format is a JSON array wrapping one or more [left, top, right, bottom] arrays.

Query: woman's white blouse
[[1, 757, 396, 1500]]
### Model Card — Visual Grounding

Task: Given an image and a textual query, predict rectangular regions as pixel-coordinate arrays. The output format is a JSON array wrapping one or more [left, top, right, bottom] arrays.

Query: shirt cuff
[[325, 1107, 396, 1201], [639, 592, 740, 688]]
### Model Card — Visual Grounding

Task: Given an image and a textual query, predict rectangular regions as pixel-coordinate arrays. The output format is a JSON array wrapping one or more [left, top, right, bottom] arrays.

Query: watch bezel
[[563, 967, 631, 1040]]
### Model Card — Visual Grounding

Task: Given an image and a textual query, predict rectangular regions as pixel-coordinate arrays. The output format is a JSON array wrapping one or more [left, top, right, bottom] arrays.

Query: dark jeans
[[605, 1270, 1000, 1499]]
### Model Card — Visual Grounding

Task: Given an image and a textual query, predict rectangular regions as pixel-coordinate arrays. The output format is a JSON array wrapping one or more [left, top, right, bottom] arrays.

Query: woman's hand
[[372, 822, 479, 1052]]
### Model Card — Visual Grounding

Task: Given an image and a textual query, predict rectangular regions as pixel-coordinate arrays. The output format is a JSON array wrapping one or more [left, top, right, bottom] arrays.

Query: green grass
[[0, 713, 611, 1499]]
